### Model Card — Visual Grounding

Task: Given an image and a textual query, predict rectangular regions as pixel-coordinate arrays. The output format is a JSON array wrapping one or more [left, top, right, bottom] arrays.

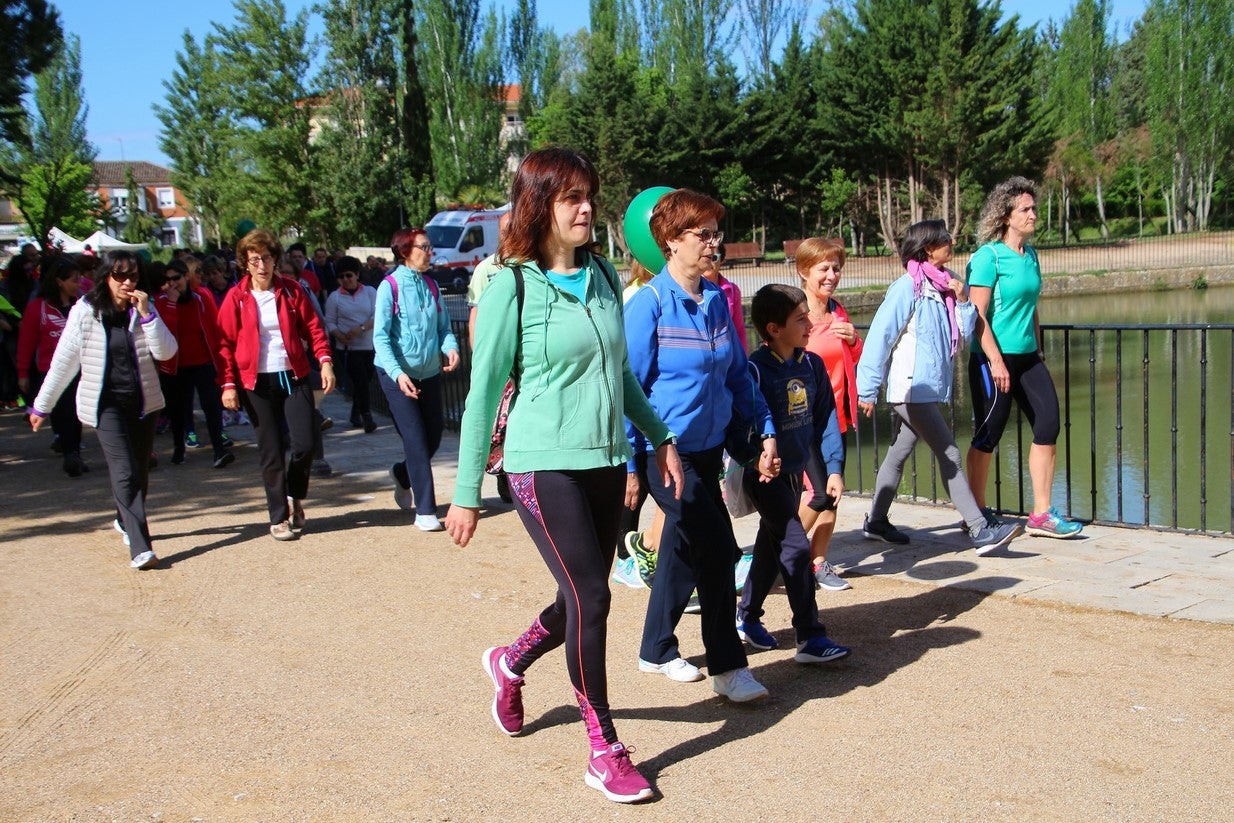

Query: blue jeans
[[378, 369, 443, 515]]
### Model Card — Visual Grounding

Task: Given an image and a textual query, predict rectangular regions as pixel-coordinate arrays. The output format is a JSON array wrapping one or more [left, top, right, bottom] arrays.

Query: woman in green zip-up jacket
[[445, 148, 682, 805]]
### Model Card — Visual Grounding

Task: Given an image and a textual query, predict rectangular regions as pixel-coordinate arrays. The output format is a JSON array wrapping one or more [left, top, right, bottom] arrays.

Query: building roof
[[90, 161, 174, 188]]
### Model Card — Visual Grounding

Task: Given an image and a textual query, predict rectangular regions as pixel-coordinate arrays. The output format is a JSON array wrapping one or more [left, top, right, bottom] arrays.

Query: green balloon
[[235, 219, 257, 239], [623, 186, 674, 272]]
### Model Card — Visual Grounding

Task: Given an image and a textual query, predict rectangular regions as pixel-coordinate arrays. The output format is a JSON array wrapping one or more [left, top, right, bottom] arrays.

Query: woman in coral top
[[796, 237, 863, 592]]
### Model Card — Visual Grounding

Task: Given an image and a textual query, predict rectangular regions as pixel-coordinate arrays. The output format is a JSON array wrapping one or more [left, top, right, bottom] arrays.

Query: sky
[[57, 0, 1150, 168]]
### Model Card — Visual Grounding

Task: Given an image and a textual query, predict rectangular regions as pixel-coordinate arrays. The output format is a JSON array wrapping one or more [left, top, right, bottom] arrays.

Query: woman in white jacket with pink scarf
[[855, 220, 1019, 555], [30, 252, 178, 570]]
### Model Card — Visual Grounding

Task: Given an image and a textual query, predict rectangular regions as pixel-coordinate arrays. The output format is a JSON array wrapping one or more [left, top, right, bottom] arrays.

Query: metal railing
[[381, 307, 1233, 536], [846, 323, 1234, 536]]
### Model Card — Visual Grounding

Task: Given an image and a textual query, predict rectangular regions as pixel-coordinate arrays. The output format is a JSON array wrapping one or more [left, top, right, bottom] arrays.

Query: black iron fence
[[376, 302, 1233, 536], [846, 323, 1234, 536]]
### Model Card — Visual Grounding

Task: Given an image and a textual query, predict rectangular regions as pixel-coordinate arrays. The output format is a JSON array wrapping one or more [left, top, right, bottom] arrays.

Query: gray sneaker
[[814, 561, 851, 591], [130, 550, 158, 570], [970, 521, 1022, 555], [863, 514, 910, 545]]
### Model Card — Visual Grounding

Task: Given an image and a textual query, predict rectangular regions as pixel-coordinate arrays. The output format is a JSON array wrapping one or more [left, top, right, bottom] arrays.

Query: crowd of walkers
[[1, 152, 1082, 804]]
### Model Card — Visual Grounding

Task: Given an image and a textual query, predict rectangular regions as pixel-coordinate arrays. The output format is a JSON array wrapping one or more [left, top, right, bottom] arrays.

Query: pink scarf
[[907, 258, 959, 356]]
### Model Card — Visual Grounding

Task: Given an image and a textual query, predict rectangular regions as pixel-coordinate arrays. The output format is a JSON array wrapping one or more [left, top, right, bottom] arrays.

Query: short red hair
[[390, 227, 429, 263], [649, 189, 725, 256]]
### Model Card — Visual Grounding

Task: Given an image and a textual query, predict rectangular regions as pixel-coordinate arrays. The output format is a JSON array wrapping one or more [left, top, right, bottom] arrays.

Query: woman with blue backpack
[[373, 227, 460, 531]]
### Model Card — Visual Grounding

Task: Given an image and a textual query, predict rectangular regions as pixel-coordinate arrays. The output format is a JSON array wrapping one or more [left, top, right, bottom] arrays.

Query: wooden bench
[[724, 241, 764, 267], [783, 239, 805, 261]]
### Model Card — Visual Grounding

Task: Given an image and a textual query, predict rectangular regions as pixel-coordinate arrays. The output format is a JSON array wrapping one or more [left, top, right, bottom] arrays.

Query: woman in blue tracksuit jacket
[[856, 220, 1019, 553], [624, 188, 779, 703]]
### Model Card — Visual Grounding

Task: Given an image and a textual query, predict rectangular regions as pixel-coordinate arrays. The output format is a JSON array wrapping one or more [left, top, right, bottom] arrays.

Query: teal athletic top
[[965, 241, 1041, 355]]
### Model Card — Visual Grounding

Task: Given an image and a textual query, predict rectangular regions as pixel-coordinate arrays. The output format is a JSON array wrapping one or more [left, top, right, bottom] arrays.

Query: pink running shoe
[[482, 646, 524, 736], [584, 742, 653, 803]]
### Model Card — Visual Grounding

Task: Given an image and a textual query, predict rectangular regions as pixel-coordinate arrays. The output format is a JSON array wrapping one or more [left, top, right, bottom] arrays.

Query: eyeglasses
[[166, 274, 184, 281], [412, 243, 433, 252], [110, 269, 138, 282], [683, 228, 724, 246], [246, 254, 275, 269]]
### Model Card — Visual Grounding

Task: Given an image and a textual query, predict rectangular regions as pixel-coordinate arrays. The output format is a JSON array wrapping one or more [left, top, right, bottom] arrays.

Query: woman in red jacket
[[17, 256, 87, 476], [154, 257, 234, 469], [216, 229, 335, 541]]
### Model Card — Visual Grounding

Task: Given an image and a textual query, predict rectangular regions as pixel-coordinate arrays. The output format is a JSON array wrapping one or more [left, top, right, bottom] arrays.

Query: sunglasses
[[166, 274, 184, 281], [109, 269, 138, 282]]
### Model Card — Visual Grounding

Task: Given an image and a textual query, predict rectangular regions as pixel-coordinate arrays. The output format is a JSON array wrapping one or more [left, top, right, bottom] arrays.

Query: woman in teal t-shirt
[[965, 176, 1082, 539]]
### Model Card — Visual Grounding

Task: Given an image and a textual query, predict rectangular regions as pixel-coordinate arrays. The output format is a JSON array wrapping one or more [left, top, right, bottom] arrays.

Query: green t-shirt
[[965, 242, 1041, 355], [466, 253, 504, 306]]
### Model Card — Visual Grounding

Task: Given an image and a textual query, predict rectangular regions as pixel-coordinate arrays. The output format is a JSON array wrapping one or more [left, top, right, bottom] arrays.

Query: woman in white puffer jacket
[[30, 251, 178, 570]]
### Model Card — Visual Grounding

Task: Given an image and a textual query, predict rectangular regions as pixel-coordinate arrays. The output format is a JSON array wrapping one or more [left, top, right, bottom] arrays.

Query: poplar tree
[[12, 35, 98, 246]]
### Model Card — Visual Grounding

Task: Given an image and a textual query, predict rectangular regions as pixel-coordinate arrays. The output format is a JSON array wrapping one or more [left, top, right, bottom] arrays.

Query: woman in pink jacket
[[17, 256, 87, 476], [216, 229, 335, 541]]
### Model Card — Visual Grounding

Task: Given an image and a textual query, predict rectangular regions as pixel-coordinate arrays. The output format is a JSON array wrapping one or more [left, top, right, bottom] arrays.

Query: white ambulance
[[424, 206, 507, 293]]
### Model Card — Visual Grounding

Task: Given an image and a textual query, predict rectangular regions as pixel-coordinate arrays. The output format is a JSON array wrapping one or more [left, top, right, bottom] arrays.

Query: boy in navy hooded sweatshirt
[[736, 284, 851, 664]]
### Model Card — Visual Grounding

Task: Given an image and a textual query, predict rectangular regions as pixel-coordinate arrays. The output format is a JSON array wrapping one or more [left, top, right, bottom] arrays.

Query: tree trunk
[[1095, 174, 1109, 239]]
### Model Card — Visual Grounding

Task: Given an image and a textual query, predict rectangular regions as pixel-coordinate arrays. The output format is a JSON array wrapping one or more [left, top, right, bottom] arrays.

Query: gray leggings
[[870, 402, 985, 532]]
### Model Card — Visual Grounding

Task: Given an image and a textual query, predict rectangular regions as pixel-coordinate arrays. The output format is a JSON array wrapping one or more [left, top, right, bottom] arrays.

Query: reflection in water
[[845, 285, 1234, 533]]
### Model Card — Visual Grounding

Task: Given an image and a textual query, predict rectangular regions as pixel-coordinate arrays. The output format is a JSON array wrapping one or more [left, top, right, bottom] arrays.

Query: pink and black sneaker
[[481, 646, 524, 736], [584, 742, 653, 803]]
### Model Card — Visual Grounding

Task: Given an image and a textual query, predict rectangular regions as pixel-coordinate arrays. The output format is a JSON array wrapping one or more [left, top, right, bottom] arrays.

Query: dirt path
[[2, 410, 1233, 821]]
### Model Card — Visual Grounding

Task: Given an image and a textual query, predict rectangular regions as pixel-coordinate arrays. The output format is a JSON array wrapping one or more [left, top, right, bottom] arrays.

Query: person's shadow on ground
[[517, 580, 1014, 797]]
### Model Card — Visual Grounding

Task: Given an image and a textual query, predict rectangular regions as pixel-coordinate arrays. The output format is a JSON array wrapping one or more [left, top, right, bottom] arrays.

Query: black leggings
[[506, 465, 626, 750], [969, 351, 1061, 452], [239, 372, 316, 524]]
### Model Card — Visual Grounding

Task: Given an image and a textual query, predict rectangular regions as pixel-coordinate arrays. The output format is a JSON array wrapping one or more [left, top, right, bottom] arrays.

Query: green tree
[[0, 0, 62, 185], [154, 30, 238, 247], [210, 0, 317, 237], [397, 0, 436, 225], [1141, 0, 1233, 232], [416, 0, 505, 201], [119, 165, 164, 245], [311, 0, 409, 245], [12, 35, 98, 246], [1046, 0, 1115, 238]]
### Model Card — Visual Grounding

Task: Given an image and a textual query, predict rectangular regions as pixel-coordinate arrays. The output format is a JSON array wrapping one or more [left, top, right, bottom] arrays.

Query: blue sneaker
[[733, 552, 753, 593], [794, 636, 850, 664], [736, 618, 779, 650], [185, 431, 201, 448], [1026, 507, 1083, 539], [611, 556, 646, 589]]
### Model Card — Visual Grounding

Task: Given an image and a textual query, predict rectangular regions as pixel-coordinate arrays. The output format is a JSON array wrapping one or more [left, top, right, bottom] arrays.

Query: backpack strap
[[385, 272, 443, 317], [510, 265, 525, 386]]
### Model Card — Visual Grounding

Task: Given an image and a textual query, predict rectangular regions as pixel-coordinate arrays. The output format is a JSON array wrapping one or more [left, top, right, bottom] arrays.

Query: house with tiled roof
[[90, 161, 202, 247], [0, 161, 202, 249]]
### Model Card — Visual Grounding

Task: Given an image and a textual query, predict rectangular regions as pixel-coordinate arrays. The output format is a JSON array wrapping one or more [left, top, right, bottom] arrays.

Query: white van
[[424, 207, 507, 293]]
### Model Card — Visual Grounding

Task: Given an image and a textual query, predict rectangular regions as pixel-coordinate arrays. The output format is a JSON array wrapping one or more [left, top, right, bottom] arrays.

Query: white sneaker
[[130, 550, 158, 570], [113, 519, 130, 547], [711, 667, 768, 702], [391, 465, 412, 510], [414, 514, 444, 532], [638, 657, 704, 683]]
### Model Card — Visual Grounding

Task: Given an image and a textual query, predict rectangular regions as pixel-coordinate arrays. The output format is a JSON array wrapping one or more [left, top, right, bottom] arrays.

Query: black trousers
[[239, 372, 316, 524]]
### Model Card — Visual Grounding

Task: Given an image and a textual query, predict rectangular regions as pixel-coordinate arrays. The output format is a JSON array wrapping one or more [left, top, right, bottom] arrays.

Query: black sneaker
[[863, 514, 910, 544], [970, 522, 1022, 555], [362, 414, 377, 434], [213, 451, 236, 469]]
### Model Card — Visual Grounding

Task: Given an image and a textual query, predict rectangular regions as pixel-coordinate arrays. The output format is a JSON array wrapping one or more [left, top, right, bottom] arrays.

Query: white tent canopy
[[49, 227, 146, 254]]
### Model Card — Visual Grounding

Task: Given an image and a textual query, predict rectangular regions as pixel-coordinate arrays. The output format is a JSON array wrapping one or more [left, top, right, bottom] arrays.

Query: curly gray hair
[[976, 176, 1037, 244]]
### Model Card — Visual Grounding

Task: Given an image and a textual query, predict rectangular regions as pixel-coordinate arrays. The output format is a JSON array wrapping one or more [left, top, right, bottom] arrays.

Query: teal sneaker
[[611, 556, 646, 589], [626, 531, 656, 587], [1026, 507, 1083, 539]]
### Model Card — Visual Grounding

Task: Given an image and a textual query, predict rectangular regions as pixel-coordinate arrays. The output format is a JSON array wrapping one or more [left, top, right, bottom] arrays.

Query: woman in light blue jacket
[[856, 220, 1019, 554], [373, 227, 460, 530]]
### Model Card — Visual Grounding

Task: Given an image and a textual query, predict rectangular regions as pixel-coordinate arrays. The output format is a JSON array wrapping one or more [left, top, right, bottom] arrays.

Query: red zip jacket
[[154, 286, 225, 375], [15, 297, 70, 380], [215, 274, 332, 391]]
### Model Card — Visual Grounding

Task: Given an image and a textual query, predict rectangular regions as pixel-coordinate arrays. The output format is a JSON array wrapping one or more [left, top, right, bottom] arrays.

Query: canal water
[[843, 284, 1234, 534]]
